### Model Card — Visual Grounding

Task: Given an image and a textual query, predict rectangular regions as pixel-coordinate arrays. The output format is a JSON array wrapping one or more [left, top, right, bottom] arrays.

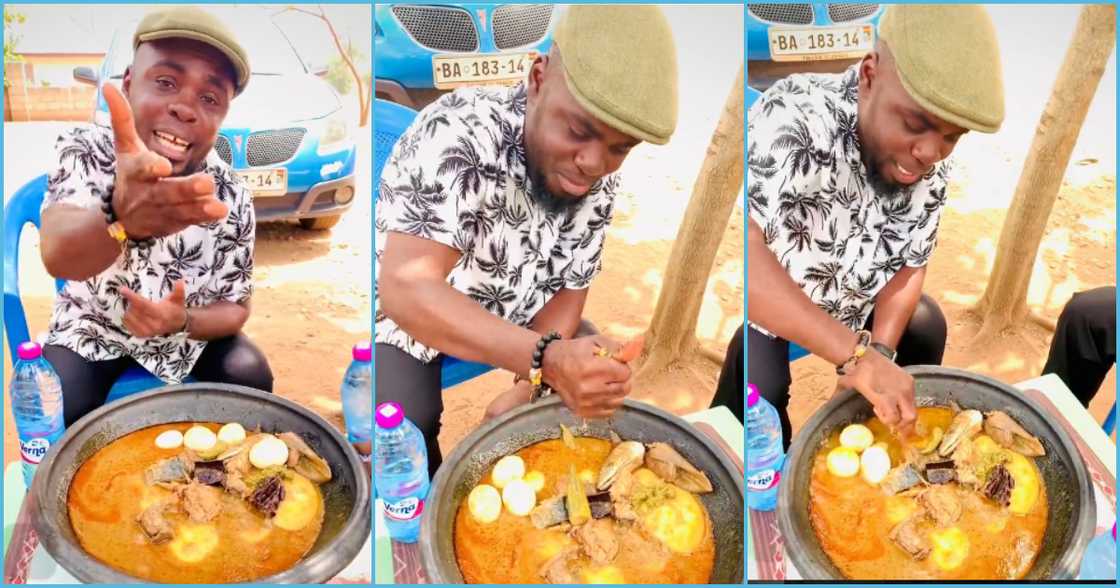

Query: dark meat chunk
[[588, 492, 613, 519], [136, 504, 174, 544], [176, 482, 223, 523], [983, 463, 1015, 507], [194, 461, 226, 487], [575, 518, 619, 565], [924, 460, 957, 485], [249, 475, 286, 517], [889, 517, 931, 560], [144, 455, 193, 486]]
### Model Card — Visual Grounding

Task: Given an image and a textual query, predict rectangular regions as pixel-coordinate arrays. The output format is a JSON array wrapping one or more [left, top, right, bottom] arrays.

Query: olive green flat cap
[[880, 4, 1004, 133], [553, 5, 678, 145], [134, 7, 250, 96]]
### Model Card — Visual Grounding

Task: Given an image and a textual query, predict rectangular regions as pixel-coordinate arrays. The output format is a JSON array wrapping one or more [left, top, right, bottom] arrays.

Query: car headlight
[[316, 111, 352, 156]]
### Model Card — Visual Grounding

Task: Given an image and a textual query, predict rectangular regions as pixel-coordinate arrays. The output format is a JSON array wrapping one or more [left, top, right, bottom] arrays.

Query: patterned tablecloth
[[375, 405, 746, 584], [748, 375, 1117, 581]]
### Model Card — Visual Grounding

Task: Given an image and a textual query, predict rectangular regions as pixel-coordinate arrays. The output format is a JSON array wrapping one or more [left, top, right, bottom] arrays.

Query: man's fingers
[[104, 84, 144, 155], [119, 287, 150, 310], [157, 173, 217, 202], [167, 281, 187, 306], [123, 150, 173, 182], [872, 396, 900, 426]]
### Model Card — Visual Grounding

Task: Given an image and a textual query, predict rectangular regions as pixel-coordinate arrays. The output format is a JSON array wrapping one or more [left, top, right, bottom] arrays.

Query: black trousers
[[709, 324, 745, 421], [1042, 286, 1116, 407], [44, 333, 273, 427], [749, 293, 947, 450]]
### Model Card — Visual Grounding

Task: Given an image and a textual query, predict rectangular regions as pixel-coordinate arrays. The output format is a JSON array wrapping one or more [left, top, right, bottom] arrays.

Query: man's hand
[[541, 335, 641, 418], [104, 84, 227, 239], [837, 351, 918, 435], [121, 280, 189, 338]]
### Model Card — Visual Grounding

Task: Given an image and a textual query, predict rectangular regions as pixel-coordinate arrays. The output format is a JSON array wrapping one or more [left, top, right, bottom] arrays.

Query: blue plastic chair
[[374, 99, 495, 389], [3, 174, 176, 402]]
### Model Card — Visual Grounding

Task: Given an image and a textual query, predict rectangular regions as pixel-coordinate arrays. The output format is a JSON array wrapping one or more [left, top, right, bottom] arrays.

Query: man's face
[[523, 51, 641, 203], [123, 38, 236, 175], [857, 46, 967, 193]]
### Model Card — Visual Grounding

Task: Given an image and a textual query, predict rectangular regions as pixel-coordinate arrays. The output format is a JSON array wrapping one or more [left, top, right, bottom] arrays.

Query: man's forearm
[[528, 288, 587, 339], [186, 301, 250, 341], [40, 206, 122, 281], [870, 266, 926, 350], [747, 220, 857, 365]]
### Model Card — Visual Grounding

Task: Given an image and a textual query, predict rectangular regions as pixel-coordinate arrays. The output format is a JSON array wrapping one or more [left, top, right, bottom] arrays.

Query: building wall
[[4, 54, 103, 122]]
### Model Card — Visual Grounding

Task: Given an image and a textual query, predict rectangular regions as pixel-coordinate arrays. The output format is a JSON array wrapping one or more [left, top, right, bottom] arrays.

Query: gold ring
[[594, 347, 610, 358]]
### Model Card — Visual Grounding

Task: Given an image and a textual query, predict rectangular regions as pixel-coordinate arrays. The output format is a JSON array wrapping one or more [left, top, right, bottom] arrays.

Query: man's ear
[[526, 53, 549, 99], [858, 50, 878, 93], [122, 66, 132, 97]]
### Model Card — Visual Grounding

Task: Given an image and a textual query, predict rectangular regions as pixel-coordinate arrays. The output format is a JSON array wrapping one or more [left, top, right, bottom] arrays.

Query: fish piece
[[983, 463, 1015, 507], [575, 518, 619, 565], [880, 463, 923, 495], [193, 461, 226, 487], [530, 496, 568, 529], [597, 441, 645, 491], [566, 465, 592, 526], [924, 460, 957, 485], [984, 411, 1046, 457], [938, 409, 982, 456], [643, 442, 713, 494], [609, 468, 638, 521], [278, 432, 332, 483], [176, 482, 223, 523], [249, 475, 286, 517], [136, 503, 175, 544], [917, 486, 962, 526], [144, 455, 194, 486], [588, 492, 613, 519], [889, 516, 931, 560]]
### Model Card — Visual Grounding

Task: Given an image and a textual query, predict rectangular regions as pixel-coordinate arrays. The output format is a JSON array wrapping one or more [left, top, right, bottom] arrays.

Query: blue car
[[74, 10, 357, 230], [375, 3, 555, 108], [747, 3, 884, 90]]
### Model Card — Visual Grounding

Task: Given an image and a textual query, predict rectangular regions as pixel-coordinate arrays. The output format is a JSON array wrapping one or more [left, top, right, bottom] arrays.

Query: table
[[375, 405, 745, 584], [2, 460, 372, 584], [748, 373, 1117, 581]]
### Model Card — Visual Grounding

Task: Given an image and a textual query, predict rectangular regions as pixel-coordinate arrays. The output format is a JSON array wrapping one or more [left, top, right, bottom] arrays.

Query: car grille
[[246, 128, 306, 167], [214, 135, 233, 165], [828, 3, 879, 23], [392, 5, 479, 52], [748, 3, 814, 25], [493, 4, 553, 50]]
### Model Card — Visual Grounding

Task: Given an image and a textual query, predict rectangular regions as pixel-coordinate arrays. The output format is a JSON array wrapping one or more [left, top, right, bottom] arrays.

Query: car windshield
[[107, 10, 308, 79]]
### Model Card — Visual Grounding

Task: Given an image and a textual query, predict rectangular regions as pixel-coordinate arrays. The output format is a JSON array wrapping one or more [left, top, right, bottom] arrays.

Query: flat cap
[[880, 4, 1004, 133], [133, 7, 250, 96], [553, 5, 678, 144]]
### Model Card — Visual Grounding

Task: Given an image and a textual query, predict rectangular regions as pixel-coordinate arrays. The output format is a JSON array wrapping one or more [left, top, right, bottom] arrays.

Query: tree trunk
[[639, 65, 744, 377], [974, 5, 1115, 340]]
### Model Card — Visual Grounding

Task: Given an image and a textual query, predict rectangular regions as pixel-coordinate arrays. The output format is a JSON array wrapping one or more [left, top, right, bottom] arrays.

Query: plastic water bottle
[[746, 383, 784, 511], [1079, 523, 1116, 580], [10, 342, 65, 489], [341, 341, 372, 462], [375, 402, 429, 543]]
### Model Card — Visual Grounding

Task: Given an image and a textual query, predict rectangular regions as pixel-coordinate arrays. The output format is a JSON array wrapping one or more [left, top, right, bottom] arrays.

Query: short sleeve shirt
[[43, 124, 256, 383], [747, 65, 951, 333], [375, 83, 618, 363]]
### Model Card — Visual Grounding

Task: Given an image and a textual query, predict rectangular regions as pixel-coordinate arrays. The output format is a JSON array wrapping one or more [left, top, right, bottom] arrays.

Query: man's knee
[[911, 294, 948, 343], [1063, 286, 1116, 330], [216, 338, 274, 392]]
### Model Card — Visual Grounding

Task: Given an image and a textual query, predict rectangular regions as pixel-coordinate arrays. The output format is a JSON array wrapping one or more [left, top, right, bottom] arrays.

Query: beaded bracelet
[[528, 330, 562, 401], [101, 188, 154, 247]]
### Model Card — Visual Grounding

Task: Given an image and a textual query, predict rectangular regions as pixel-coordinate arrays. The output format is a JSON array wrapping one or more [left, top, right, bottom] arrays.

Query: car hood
[[225, 73, 341, 126]]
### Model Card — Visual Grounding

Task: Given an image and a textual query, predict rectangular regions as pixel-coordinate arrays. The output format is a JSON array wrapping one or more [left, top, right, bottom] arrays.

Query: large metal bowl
[[777, 366, 1095, 580], [419, 396, 745, 583], [31, 383, 371, 584]]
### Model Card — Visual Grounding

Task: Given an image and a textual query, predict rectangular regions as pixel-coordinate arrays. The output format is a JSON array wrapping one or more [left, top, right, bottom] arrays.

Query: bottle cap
[[17, 342, 41, 361], [353, 340, 372, 362], [747, 383, 759, 408], [1112, 522, 1116, 541], [376, 402, 404, 429]]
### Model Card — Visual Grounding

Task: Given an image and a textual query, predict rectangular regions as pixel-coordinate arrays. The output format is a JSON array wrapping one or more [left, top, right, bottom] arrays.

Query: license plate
[[769, 25, 875, 62], [432, 52, 536, 89], [237, 168, 287, 197]]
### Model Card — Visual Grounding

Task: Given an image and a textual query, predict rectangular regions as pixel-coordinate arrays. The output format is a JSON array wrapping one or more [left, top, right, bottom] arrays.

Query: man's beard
[[526, 161, 581, 213], [864, 150, 916, 201]]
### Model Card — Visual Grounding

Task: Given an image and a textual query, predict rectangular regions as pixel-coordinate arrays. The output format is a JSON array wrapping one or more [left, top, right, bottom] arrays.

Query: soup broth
[[809, 407, 1048, 580], [68, 423, 324, 583], [453, 438, 716, 583]]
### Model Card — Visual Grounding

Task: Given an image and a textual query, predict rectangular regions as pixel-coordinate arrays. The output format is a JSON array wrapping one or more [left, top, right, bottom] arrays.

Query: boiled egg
[[155, 430, 184, 450], [491, 455, 525, 489], [502, 479, 537, 516], [249, 435, 289, 469], [217, 422, 246, 446], [468, 484, 502, 523], [839, 424, 874, 451], [826, 447, 860, 478], [183, 426, 217, 453], [860, 445, 891, 484]]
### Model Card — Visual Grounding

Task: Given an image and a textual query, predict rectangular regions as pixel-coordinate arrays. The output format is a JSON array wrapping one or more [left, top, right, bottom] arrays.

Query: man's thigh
[[42, 345, 128, 426], [375, 343, 443, 435]]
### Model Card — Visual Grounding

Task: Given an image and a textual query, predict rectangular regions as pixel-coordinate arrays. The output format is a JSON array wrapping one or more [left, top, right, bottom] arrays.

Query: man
[[376, 5, 677, 476], [1042, 286, 1116, 407], [40, 7, 271, 426], [747, 5, 1004, 447]]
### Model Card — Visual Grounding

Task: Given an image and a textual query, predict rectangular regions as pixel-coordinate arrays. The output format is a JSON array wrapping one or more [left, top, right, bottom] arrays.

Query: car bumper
[[253, 173, 357, 221]]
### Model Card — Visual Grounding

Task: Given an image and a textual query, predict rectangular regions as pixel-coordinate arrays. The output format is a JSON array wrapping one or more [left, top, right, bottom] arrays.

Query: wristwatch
[[869, 342, 897, 362]]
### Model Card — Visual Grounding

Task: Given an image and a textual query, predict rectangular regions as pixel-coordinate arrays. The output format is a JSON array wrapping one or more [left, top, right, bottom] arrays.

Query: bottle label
[[383, 496, 425, 522], [20, 437, 52, 466], [747, 468, 780, 492]]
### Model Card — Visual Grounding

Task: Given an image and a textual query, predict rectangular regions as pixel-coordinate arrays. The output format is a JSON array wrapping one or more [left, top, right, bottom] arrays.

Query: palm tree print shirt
[[375, 84, 617, 363], [748, 66, 950, 334], [42, 124, 256, 382]]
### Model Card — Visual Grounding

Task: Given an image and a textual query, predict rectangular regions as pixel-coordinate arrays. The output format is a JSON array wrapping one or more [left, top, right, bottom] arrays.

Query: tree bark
[[287, 6, 370, 127], [974, 5, 1115, 340], [639, 65, 744, 377]]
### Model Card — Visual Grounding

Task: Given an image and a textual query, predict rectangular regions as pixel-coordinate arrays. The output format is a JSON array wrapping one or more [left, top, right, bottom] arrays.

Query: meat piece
[[136, 504, 174, 544], [609, 469, 638, 521], [194, 461, 226, 486], [983, 463, 1015, 507], [176, 482, 223, 523], [923, 460, 957, 485], [619, 524, 669, 574], [880, 463, 923, 495], [530, 496, 568, 529], [575, 518, 619, 565], [889, 517, 931, 560], [539, 546, 578, 584], [249, 475, 285, 517], [588, 492, 613, 519], [917, 486, 962, 527], [144, 455, 193, 486], [222, 447, 252, 498]]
